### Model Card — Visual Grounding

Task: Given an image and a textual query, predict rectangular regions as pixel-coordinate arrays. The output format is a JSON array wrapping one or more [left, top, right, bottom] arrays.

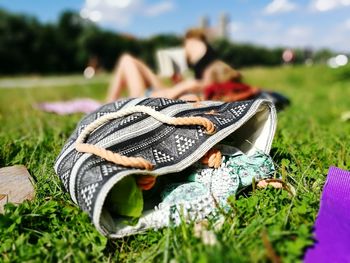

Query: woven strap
[[75, 105, 216, 170]]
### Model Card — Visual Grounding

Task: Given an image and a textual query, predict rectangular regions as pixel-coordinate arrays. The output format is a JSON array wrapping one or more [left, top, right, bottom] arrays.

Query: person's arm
[[151, 79, 203, 99]]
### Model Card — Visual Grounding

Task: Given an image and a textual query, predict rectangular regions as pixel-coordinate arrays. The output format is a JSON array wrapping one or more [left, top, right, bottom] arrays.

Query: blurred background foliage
[[0, 8, 336, 75]]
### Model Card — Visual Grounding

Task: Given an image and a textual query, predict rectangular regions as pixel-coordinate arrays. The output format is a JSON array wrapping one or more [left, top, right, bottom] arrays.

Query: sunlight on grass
[[0, 65, 349, 262]]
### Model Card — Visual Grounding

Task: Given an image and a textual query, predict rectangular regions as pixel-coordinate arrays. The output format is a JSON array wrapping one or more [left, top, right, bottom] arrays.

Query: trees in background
[[212, 39, 284, 68], [0, 10, 86, 74], [0, 9, 337, 75]]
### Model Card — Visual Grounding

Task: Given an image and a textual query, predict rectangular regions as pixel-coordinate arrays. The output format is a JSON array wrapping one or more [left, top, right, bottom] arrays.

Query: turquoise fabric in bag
[[159, 148, 276, 223]]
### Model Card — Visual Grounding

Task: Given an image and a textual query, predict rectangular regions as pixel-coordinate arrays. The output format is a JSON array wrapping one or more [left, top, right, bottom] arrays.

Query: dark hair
[[184, 28, 208, 43]]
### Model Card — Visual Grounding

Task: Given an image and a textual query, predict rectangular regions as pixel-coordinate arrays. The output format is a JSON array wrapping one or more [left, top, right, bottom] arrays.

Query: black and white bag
[[54, 97, 277, 238]]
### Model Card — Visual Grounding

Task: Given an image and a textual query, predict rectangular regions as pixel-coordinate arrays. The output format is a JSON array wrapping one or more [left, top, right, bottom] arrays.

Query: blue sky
[[1, 0, 350, 51]]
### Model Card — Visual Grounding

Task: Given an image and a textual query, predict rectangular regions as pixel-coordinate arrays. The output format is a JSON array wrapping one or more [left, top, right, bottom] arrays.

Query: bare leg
[[107, 54, 149, 102], [107, 62, 125, 101], [132, 58, 164, 90], [107, 54, 166, 102]]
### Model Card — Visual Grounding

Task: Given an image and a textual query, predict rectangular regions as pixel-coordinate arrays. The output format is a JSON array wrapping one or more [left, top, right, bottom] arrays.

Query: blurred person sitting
[[106, 28, 244, 102]]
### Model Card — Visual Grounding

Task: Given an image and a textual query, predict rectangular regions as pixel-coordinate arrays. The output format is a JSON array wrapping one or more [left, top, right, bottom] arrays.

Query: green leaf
[[105, 176, 143, 218]]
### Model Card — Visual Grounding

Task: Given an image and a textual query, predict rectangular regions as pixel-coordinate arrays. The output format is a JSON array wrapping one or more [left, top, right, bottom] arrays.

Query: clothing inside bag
[[101, 105, 276, 234], [103, 145, 276, 229]]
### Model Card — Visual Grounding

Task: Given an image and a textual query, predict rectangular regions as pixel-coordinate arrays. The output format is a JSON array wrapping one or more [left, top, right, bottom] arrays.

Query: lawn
[[0, 65, 349, 262]]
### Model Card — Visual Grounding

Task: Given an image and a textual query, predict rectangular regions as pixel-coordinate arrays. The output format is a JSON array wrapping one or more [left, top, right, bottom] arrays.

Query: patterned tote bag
[[55, 97, 277, 238]]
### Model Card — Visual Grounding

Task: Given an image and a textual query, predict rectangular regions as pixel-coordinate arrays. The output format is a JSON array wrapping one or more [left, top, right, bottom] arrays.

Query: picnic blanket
[[204, 81, 259, 102], [36, 98, 101, 115], [203, 81, 290, 111], [54, 97, 277, 237], [304, 167, 350, 262]]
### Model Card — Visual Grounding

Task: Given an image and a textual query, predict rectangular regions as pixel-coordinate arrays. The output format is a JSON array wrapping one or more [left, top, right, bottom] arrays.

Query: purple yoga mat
[[304, 166, 350, 263]]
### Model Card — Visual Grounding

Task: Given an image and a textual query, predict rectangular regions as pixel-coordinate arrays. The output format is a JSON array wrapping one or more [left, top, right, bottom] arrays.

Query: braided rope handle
[[75, 105, 216, 170], [201, 148, 222, 169], [75, 143, 154, 170]]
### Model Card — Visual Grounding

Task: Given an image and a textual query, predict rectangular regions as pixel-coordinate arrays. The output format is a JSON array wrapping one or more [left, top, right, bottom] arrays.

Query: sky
[[1, 0, 350, 52]]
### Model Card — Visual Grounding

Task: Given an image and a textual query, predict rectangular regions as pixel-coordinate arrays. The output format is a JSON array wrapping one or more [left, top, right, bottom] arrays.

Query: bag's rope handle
[[75, 105, 216, 170], [201, 148, 222, 169]]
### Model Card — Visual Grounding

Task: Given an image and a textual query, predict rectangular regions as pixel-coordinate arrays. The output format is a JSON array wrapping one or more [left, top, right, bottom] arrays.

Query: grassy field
[[0, 65, 349, 262]]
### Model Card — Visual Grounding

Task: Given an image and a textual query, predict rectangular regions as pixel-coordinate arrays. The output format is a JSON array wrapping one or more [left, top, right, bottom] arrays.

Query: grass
[[0, 65, 349, 262]]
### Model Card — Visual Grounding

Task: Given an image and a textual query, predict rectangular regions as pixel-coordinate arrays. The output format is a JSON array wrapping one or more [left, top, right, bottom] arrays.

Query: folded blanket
[[203, 81, 290, 111], [36, 99, 101, 115], [204, 81, 259, 102]]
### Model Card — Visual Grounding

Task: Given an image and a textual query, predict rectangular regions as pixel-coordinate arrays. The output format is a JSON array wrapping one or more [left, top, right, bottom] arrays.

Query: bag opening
[[94, 100, 276, 237], [99, 105, 275, 236]]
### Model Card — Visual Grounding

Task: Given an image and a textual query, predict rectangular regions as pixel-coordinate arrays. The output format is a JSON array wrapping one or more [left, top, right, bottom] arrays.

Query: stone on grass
[[0, 165, 35, 213]]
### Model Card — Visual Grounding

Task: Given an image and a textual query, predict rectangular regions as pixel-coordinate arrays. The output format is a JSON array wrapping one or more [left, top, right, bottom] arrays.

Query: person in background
[[106, 28, 242, 102], [106, 52, 201, 102], [185, 28, 219, 80]]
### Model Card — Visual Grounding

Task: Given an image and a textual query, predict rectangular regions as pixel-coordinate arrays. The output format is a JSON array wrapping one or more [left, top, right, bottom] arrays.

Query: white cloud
[[283, 26, 313, 46], [80, 0, 141, 26], [229, 18, 350, 51], [310, 0, 350, 12], [254, 19, 281, 31], [229, 22, 243, 34], [144, 1, 175, 17], [315, 20, 350, 51], [345, 19, 350, 29], [317, 32, 350, 51], [80, 0, 175, 27], [229, 20, 280, 39], [286, 26, 312, 38], [262, 26, 313, 48], [105, 0, 133, 8], [263, 0, 298, 15], [229, 21, 314, 48]]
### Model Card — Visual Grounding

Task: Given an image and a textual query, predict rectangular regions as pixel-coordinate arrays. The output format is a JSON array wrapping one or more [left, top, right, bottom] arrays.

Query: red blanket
[[204, 82, 259, 102]]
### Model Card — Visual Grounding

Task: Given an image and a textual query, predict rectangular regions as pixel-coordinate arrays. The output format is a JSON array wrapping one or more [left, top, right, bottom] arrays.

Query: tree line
[[0, 9, 334, 75]]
